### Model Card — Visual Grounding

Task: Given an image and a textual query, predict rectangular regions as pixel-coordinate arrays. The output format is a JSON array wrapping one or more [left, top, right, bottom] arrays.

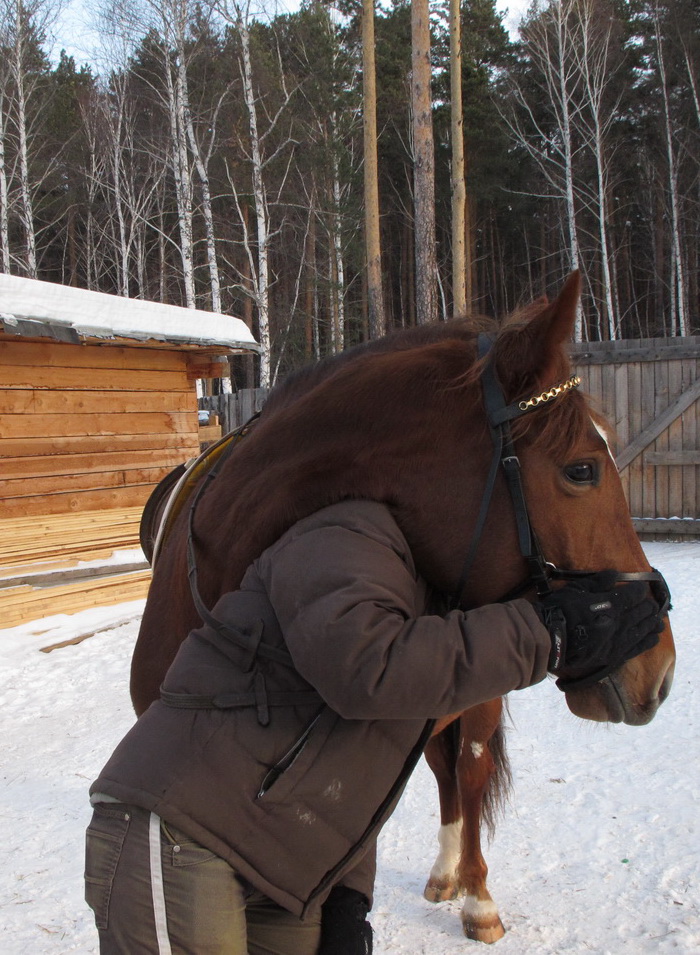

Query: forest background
[[1, 0, 698, 388]]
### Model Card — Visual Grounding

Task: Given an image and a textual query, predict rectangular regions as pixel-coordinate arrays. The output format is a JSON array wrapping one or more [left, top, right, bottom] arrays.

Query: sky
[[52, 0, 531, 70]]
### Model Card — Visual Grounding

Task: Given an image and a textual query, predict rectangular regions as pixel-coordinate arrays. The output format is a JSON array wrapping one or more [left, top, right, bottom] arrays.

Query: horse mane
[[263, 315, 495, 417], [264, 308, 588, 458], [262, 308, 588, 464]]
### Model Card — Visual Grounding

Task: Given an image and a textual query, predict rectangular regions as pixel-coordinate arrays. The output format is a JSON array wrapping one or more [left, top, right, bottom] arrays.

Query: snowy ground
[[1, 541, 698, 954]]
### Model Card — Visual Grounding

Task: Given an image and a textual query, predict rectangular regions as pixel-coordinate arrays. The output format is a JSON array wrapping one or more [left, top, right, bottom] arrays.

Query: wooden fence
[[199, 388, 268, 434], [201, 338, 700, 540], [571, 337, 700, 539]]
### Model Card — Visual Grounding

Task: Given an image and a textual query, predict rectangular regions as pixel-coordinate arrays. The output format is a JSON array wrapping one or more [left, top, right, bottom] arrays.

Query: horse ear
[[496, 272, 580, 394]]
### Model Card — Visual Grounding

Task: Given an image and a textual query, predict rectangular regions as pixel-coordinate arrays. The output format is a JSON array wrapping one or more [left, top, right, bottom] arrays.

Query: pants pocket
[[160, 818, 221, 868], [84, 804, 131, 931]]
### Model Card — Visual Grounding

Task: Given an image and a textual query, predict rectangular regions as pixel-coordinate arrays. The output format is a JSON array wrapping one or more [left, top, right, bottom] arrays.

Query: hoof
[[462, 917, 506, 944], [461, 896, 505, 943], [423, 879, 463, 902]]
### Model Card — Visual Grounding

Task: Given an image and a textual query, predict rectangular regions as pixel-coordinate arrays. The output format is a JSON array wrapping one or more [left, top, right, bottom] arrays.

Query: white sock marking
[[429, 820, 462, 880]]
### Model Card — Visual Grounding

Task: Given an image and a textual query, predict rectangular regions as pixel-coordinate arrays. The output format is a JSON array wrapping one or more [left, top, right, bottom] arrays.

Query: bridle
[[451, 334, 671, 685]]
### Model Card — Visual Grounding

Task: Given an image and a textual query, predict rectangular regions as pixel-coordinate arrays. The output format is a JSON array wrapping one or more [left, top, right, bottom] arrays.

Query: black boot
[[319, 886, 373, 955]]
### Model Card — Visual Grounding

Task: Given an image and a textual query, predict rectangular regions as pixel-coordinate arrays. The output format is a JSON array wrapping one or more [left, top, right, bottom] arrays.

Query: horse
[[132, 272, 675, 944]]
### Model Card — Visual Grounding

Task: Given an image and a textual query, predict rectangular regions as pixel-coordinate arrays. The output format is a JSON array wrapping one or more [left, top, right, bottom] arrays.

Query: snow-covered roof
[[0, 273, 259, 353]]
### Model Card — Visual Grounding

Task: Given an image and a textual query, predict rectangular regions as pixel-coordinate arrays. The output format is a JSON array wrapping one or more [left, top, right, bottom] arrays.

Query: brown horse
[[132, 273, 675, 944]]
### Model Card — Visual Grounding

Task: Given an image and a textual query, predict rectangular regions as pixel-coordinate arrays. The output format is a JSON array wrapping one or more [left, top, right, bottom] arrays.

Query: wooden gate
[[571, 337, 700, 539]]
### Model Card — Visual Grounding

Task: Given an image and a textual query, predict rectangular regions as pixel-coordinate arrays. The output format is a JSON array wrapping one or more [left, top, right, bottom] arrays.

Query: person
[[85, 499, 662, 955]]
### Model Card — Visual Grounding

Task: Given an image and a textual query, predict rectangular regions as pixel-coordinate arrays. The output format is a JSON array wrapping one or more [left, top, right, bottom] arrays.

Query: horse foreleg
[[423, 723, 464, 902], [455, 704, 507, 944]]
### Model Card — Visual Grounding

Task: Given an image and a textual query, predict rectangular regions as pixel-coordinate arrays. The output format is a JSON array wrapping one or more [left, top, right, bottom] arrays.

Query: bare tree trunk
[[449, 0, 466, 317], [362, 0, 385, 338], [503, 0, 583, 336], [330, 143, 345, 352], [0, 0, 8, 274], [654, 5, 687, 335], [79, 100, 102, 291], [217, 0, 296, 386], [683, 44, 700, 127], [237, 8, 271, 386], [411, 0, 438, 324], [328, 241, 338, 352], [0, 91, 10, 274], [240, 202, 255, 387], [11, 1, 37, 278], [466, 186, 476, 308], [157, 198, 167, 302], [173, 13, 222, 312], [304, 188, 316, 360], [168, 48, 196, 308], [110, 92, 131, 296], [554, 5, 580, 288], [576, 0, 618, 339]]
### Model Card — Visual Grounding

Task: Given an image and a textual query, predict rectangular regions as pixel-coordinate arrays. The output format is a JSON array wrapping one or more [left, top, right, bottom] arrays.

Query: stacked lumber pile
[[198, 412, 222, 449], [0, 507, 144, 568], [0, 507, 151, 628], [0, 338, 201, 521]]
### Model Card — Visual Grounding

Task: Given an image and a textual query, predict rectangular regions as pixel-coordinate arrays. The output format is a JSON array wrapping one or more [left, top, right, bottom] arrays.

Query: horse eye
[[564, 462, 596, 484]]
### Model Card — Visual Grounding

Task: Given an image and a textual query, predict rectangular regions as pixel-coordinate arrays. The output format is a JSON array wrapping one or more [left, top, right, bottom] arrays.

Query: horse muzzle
[[564, 650, 675, 726]]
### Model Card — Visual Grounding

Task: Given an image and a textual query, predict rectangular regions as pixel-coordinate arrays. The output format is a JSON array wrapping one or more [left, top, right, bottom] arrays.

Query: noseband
[[451, 334, 671, 634]]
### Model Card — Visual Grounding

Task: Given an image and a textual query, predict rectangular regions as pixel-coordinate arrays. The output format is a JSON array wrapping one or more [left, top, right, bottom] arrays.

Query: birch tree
[[102, 0, 228, 310], [1, 0, 62, 277], [280, 2, 361, 359], [8, 0, 37, 276], [76, 81, 108, 290], [100, 0, 194, 304], [102, 70, 166, 297], [216, 0, 296, 387], [160, 12, 195, 307], [652, 1, 687, 335], [0, 11, 12, 273], [169, 1, 223, 311], [573, 0, 625, 339], [503, 0, 584, 336]]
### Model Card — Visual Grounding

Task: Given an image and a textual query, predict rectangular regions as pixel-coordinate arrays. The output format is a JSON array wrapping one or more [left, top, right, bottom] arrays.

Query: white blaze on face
[[470, 741, 484, 759], [592, 417, 616, 464], [428, 820, 463, 881]]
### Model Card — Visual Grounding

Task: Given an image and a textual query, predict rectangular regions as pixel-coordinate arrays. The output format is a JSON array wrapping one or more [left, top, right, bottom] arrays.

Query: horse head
[[483, 273, 675, 725]]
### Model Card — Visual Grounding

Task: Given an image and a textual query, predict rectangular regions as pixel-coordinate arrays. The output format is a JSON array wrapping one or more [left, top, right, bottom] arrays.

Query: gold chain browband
[[518, 375, 581, 412]]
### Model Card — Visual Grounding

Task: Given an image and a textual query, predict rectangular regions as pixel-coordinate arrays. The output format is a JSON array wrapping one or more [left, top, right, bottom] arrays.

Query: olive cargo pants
[[85, 802, 322, 955]]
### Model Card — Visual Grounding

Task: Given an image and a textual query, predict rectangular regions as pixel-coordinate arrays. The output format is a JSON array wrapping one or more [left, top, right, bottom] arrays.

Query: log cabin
[[0, 274, 259, 628]]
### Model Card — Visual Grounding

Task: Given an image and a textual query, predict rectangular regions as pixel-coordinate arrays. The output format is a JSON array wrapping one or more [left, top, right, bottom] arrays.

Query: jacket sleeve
[[254, 514, 552, 721]]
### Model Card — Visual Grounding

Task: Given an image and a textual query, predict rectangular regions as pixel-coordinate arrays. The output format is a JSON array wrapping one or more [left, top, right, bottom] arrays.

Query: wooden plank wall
[[0, 338, 202, 528], [571, 337, 700, 538]]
